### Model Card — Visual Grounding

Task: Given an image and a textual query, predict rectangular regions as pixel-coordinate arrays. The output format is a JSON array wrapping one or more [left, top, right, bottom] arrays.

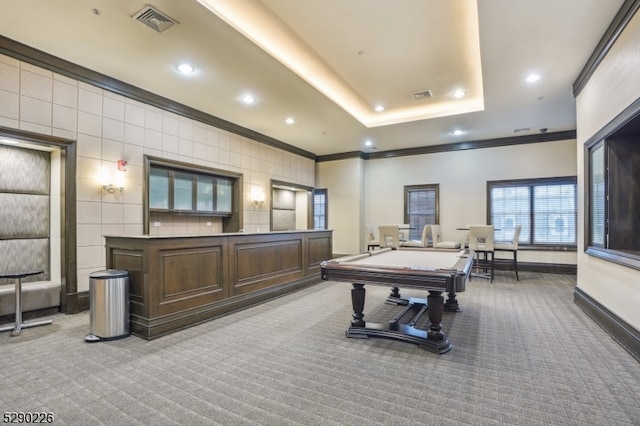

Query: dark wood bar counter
[[105, 230, 332, 339]]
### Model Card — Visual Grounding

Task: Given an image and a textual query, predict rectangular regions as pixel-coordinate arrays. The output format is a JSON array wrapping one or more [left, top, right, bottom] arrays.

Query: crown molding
[[316, 130, 576, 163], [0, 35, 579, 165], [0, 35, 317, 160], [573, 0, 640, 97]]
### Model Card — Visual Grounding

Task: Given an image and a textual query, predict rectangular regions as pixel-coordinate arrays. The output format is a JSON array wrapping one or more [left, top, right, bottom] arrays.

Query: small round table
[[0, 270, 52, 336]]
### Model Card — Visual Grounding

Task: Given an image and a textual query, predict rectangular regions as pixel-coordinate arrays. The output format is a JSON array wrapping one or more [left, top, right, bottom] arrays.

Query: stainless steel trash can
[[85, 269, 129, 342]]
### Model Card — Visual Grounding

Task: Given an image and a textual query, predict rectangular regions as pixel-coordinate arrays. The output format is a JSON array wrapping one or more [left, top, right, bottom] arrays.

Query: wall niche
[[586, 102, 640, 269]]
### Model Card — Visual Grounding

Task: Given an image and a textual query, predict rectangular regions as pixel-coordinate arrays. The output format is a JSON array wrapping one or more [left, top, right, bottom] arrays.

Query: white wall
[[318, 139, 577, 264], [576, 11, 640, 330], [316, 158, 365, 255], [0, 54, 315, 292]]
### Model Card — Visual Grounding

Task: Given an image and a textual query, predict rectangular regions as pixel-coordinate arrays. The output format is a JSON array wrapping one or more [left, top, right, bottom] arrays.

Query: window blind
[[406, 187, 437, 240], [489, 178, 577, 246], [590, 145, 605, 246], [534, 184, 577, 244], [313, 189, 327, 230], [491, 186, 531, 244]]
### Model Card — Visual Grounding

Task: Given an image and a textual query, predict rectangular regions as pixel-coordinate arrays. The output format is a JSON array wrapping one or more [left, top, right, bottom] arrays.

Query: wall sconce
[[103, 183, 122, 194], [251, 187, 265, 206], [101, 160, 127, 194]]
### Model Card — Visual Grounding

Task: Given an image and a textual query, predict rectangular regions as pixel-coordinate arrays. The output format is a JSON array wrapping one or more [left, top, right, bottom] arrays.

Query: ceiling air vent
[[133, 5, 178, 33], [411, 89, 433, 101]]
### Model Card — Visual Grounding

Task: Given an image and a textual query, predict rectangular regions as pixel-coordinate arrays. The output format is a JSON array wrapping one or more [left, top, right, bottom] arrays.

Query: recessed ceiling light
[[526, 73, 541, 83], [451, 90, 466, 99], [242, 94, 256, 104], [285, 117, 295, 124], [364, 140, 373, 147], [451, 129, 465, 136], [177, 63, 195, 74], [201, 0, 485, 127], [374, 105, 384, 112]]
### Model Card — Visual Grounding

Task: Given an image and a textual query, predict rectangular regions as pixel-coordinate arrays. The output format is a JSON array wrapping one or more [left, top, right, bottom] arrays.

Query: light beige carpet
[[1, 272, 638, 425]]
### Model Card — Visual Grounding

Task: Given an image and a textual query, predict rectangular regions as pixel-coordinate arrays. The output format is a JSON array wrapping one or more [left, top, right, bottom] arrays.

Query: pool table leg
[[426, 290, 445, 342], [345, 285, 452, 354], [351, 283, 366, 327], [444, 290, 462, 312], [389, 286, 401, 298], [385, 286, 410, 306], [387, 287, 461, 313]]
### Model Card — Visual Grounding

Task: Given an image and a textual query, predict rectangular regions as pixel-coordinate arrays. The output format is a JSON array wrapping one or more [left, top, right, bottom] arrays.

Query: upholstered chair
[[430, 224, 461, 249], [495, 225, 521, 280], [378, 225, 400, 249], [365, 224, 380, 251], [402, 225, 431, 248], [398, 227, 409, 242], [468, 225, 495, 283]]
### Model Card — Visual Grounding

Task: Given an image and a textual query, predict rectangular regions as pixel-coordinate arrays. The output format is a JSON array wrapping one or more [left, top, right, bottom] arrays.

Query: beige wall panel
[[316, 158, 364, 255], [363, 140, 577, 265], [576, 12, 640, 330], [577, 16, 640, 143]]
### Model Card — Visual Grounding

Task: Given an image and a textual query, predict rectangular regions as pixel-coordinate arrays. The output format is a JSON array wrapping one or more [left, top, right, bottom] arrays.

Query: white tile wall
[[20, 69, 53, 102], [53, 104, 78, 132], [0, 58, 20, 91], [0, 90, 18, 121], [20, 96, 52, 127], [0, 53, 316, 292], [52, 75, 78, 109]]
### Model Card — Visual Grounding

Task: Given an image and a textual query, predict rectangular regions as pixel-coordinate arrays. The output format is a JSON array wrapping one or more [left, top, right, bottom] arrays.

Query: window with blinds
[[488, 177, 577, 247], [586, 131, 640, 256], [584, 107, 640, 267], [404, 184, 439, 241], [590, 143, 606, 246], [313, 189, 327, 230]]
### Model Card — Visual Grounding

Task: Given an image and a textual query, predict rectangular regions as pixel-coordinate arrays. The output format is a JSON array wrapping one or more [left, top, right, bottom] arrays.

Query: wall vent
[[133, 5, 178, 33], [411, 89, 433, 100]]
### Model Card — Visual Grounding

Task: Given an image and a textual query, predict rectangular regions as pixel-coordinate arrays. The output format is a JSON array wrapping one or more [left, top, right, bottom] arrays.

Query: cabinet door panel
[[174, 172, 193, 211], [196, 175, 214, 212], [149, 168, 170, 209], [217, 178, 233, 213]]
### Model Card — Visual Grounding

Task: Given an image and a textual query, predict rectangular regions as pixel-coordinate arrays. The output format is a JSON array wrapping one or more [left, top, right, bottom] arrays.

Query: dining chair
[[495, 225, 521, 280], [365, 224, 380, 251], [378, 225, 400, 249], [468, 225, 495, 283], [430, 224, 461, 249], [402, 224, 430, 248], [397, 227, 406, 242]]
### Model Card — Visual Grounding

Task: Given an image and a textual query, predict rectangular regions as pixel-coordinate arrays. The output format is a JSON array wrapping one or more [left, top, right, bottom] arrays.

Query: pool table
[[320, 247, 474, 354]]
